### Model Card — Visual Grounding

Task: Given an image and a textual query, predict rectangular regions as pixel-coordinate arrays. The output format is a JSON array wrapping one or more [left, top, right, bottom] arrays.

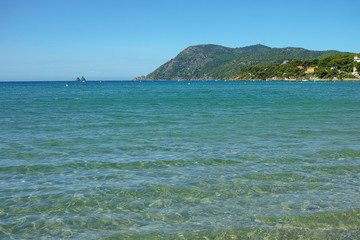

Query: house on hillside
[[354, 55, 360, 63], [353, 56, 360, 77], [306, 67, 318, 74]]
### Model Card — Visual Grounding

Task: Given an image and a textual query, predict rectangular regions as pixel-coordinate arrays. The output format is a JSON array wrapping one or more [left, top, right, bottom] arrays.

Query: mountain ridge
[[134, 44, 351, 80]]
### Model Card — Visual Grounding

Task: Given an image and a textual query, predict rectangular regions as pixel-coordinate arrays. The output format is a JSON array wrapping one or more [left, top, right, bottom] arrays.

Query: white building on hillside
[[354, 56, 360, 77], [354, 55, 360, 63]]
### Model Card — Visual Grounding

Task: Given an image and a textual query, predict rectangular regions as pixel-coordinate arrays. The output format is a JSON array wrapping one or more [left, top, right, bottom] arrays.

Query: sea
[[1, 80, 359, 239]]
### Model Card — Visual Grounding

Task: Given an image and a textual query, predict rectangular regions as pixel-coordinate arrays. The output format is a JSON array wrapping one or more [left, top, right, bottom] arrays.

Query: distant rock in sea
[[75, 76, 86, 82]]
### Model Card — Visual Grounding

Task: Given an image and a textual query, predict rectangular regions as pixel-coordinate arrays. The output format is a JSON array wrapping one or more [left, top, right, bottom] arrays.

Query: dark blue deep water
[[1, 81, 360, 239]]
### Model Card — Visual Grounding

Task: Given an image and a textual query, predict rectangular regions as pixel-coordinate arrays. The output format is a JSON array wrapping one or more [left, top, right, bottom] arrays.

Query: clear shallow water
[[0, 81, 360, 239]]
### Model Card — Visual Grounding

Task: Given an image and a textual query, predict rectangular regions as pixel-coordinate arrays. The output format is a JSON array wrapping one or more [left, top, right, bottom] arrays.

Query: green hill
[[135, 44, 350, 80]]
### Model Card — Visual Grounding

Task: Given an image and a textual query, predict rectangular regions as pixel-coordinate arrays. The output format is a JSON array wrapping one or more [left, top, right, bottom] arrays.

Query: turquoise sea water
[[1, 81, 360, 239]]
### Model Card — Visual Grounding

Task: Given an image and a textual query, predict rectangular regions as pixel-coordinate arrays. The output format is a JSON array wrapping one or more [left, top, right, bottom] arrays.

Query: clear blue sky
[[0, 0, 359, 81]]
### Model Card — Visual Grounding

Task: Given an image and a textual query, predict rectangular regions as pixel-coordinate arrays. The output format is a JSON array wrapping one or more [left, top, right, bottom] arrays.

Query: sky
[[0, 0, 359, 81]]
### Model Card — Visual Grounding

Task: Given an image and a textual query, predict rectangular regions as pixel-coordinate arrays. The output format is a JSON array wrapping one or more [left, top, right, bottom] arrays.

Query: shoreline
[[231, 78, 360, 82], [133, 78, 360, 82]]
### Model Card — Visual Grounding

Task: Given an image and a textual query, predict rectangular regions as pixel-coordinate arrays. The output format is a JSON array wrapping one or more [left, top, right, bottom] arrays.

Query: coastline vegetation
[[235, 54, 360, 80]]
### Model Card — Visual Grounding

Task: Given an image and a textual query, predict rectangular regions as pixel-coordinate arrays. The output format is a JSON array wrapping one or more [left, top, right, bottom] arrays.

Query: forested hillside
[[236, 54, 360, 80], [135, 44, 350, 80]]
